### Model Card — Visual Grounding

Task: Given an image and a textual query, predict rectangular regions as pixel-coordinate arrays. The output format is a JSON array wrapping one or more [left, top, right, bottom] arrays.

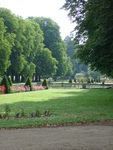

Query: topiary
[[0, 75, 11, 93], [25, 77, 32, 91], [69, 79, 72, 83], [42, 79, 48, 89], [8, 76, 12, 86]]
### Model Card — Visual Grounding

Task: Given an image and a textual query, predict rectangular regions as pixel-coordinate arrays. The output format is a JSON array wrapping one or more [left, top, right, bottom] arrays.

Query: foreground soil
[[0, 125, 113, 150]]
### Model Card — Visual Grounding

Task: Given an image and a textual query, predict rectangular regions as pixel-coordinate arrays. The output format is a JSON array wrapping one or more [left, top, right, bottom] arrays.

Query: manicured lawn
[[0, 88, 113, 128]]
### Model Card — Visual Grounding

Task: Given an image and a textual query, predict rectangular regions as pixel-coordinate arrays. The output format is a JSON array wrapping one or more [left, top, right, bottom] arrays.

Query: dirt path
[[0, 125, 113, 150]]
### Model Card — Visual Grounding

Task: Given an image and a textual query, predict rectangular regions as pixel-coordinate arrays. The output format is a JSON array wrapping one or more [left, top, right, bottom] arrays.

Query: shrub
[[69, 79, 72, 83], [42, 79, 48, 88], [74, 78, 76, 83], [43, 110, 52, 117], [4, 104, 11, 119], [30, 110, 41, 118], [87, 78, 91, 84], [25, 77, 32, 91], [0, 75, 11, 93], [0, 114, 2, 119], [15, 112, 20, 118], [8, 76, 12, 86], [4, 104, 11, 113], [20, 108, 25, 117], [35, 109, 41, 117], [82, 84, 86, 89], [91, 79, 94, 83]]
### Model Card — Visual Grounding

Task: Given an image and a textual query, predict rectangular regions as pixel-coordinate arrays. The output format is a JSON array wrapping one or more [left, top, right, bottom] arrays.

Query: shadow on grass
[[0, 89, 113, 115], [0, 89, 113, 128]]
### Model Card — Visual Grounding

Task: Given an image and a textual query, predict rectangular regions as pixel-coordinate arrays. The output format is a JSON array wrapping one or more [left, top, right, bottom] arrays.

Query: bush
[[4, 104, 11, 119], [74, 78, 76, 83], [42, 79, 48, 88], [20, 108, 25, 117], [0, 75, 11, 93], [69, 79, 72, 83], [87, 78, 91, 84], [43, 110, 52, 117], [82, 84, 86, 89], [91, 79, 94, 83], [8, 76, 12, 86], [25, 77, 32, 91]]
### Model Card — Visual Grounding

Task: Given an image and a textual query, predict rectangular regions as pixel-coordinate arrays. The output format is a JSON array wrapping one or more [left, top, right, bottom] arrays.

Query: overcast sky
[[0, 0, 75, 39]]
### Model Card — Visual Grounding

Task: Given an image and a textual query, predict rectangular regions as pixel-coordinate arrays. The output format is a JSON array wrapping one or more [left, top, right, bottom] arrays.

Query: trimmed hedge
[[0, 76, 11, 93]]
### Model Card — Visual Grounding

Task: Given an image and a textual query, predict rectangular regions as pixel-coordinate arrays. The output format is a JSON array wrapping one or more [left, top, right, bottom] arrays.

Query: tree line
[[0, 8, 73, 82]]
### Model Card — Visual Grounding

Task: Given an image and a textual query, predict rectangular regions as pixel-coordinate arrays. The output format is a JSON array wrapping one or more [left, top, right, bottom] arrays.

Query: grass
[[0, 88, 113, 128]]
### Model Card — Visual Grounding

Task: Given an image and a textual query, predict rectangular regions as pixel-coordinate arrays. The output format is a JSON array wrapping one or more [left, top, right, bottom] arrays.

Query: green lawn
[[0, 88, 113, 128]]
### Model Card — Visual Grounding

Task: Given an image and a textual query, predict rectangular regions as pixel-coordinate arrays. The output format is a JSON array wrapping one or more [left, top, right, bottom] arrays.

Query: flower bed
[[0, 85, 45, 94], [0, 85, 6, 94]]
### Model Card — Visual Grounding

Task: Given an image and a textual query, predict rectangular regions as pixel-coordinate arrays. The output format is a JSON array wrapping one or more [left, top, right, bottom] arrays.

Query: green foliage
[[0, 8, 18, 33], [64, 36, 88, 75], [74, 78, 76, 83], [63, 0, 113, 77], [35, 48, 58, 78], [0, 75, 11, 93], [35, 109, 41, 117], [43, 110, 52, 117], [42, 79, 47, 87], [22, 62, 36, 80], [20, 108, 25, 117], [69, 79, 72, 83], [30, 17, 71, 77], [0, 8, 73, 80], [8, 76, 12, 86], [0, 18, 15, 76], [4, 104, 11, 114], [25, 77, 32, 91], [87, 78, 90, 84], [3, 104, 11, 119]]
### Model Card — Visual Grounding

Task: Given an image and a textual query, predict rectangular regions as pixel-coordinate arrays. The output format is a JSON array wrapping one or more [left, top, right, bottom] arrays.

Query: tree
[[34, 48, 58, 80], [25, 77, 32, 91], [64, 35, 88, 75], [29, 17, 72, 77], [0, 18, 15, 76], [7, 17, 44, 82], [22, 62, 36, 81], [63, 0, 113, 77], [0, 8, 18, 33]]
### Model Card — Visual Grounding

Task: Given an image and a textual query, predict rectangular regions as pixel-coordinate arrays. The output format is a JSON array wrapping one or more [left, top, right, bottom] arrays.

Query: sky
[[0, 0, 75, 39]]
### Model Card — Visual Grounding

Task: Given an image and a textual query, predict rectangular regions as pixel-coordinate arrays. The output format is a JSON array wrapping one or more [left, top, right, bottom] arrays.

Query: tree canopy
[[0, 8, 73, 81], [63, 0, 113, 77], [29, 17, 72, 77]]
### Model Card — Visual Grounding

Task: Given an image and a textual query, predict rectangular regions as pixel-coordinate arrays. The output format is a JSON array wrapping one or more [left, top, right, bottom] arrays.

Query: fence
[[48, 82, 113, 89]]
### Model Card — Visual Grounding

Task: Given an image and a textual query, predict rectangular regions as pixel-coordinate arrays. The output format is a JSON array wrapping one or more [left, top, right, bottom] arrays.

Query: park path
[[0, 125, 113, 150]]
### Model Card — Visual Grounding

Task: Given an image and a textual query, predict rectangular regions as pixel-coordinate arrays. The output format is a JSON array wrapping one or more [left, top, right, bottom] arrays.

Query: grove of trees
[[0, 8, 73, 82]]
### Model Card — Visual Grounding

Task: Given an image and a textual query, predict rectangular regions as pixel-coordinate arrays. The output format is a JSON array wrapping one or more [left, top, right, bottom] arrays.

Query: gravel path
[[0, 125, 113, 150]]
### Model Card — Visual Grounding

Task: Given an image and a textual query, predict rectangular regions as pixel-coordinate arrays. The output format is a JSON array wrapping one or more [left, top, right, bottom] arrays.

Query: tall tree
[[0, 18, 15, 76], [7, 17, 44, 82], [29, 17, 72, 77], [34, 48, 57, 81], [64, 35, 88, 75], [0, 8, 17, 76], [63, 0, 113, 77]]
